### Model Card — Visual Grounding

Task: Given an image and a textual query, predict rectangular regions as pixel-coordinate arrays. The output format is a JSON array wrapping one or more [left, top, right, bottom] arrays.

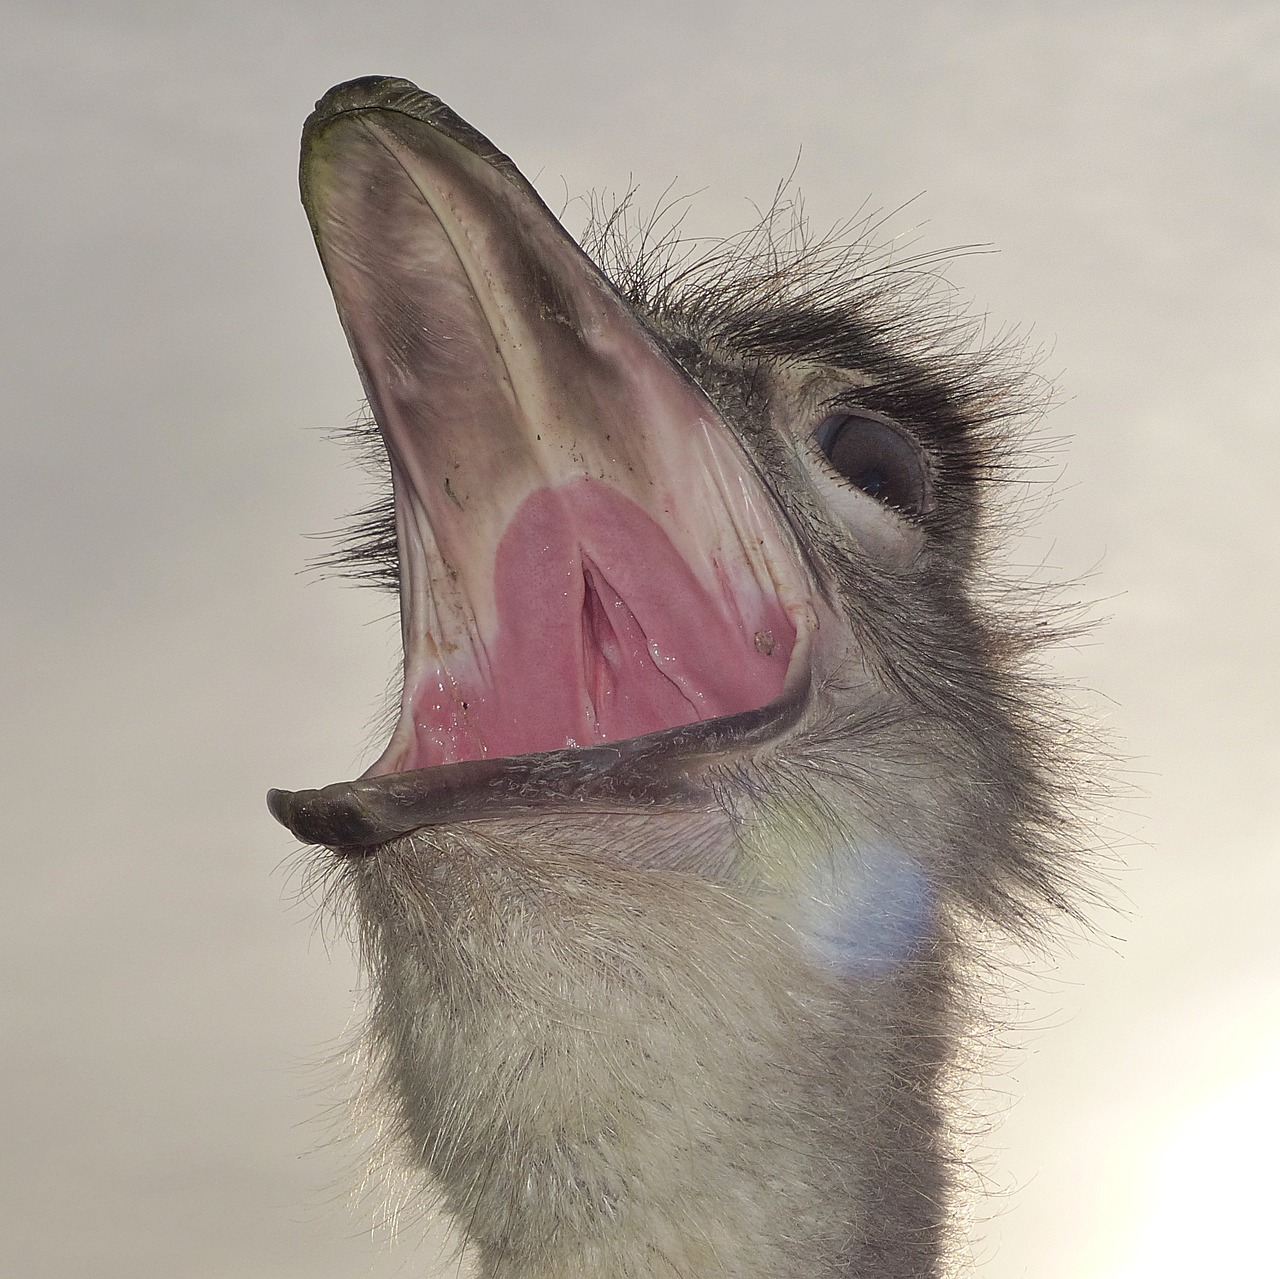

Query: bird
[[269, 75, 1088, 1279]]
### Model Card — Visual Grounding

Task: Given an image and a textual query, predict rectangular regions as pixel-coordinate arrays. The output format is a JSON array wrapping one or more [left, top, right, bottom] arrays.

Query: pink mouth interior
[[393, 479, 796, 771]]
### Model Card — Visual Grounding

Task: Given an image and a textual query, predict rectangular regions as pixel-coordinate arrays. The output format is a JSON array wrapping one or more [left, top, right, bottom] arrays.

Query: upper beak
[[272, 77, 817, 846]]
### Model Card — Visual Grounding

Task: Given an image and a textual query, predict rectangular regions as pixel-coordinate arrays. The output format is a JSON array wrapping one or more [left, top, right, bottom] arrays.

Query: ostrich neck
[[351, 814, 955, 1279]]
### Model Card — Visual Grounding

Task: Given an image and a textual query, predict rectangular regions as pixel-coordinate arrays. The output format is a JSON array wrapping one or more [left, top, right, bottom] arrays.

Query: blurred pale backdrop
[[3, 2, 1277, 1276]]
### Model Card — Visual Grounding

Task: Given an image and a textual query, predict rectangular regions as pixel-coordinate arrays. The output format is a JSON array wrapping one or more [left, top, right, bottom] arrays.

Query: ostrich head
[[270, 76, 1081, 1279]]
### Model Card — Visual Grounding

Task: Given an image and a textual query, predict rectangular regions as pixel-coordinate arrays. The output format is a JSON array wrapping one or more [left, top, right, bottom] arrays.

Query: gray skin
[[271, 77, 1083, 1279]]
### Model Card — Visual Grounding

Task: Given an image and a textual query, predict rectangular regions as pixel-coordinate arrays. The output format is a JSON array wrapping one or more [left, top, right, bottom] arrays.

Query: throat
[[382, 480, 798, 773], [353, 828, 946, 1279]]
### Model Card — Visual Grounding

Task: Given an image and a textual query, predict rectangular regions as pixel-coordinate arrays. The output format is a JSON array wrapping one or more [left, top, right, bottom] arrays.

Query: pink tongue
[[404, 480, 795, 767]]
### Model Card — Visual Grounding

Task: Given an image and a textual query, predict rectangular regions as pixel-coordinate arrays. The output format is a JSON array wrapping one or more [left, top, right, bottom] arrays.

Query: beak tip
[[312, 75, 422, 120]]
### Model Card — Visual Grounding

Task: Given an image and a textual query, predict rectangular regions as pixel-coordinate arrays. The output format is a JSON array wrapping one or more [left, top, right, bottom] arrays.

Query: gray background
[[4, 2, 1277, 1276]]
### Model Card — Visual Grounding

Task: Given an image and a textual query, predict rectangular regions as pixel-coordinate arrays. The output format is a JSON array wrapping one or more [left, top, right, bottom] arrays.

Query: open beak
[[269, 77, 817, 848]]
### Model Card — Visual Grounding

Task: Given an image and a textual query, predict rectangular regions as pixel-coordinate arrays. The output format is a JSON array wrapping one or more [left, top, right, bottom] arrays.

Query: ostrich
[[270, 76, 1084, 1279]]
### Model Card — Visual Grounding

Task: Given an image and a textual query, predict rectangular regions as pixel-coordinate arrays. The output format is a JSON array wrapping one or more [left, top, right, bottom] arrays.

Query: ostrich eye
[[815, 414, 930, 516]]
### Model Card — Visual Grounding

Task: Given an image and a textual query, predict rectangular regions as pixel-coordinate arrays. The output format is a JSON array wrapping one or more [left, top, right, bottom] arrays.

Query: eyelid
[[815, 416, 843, 454], [812, 405, 921, 452]]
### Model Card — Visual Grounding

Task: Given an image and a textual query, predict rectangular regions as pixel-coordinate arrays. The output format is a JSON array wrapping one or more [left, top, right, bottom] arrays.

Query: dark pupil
[[818, 415, 923, 515], [854, 466, 889, 498]]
